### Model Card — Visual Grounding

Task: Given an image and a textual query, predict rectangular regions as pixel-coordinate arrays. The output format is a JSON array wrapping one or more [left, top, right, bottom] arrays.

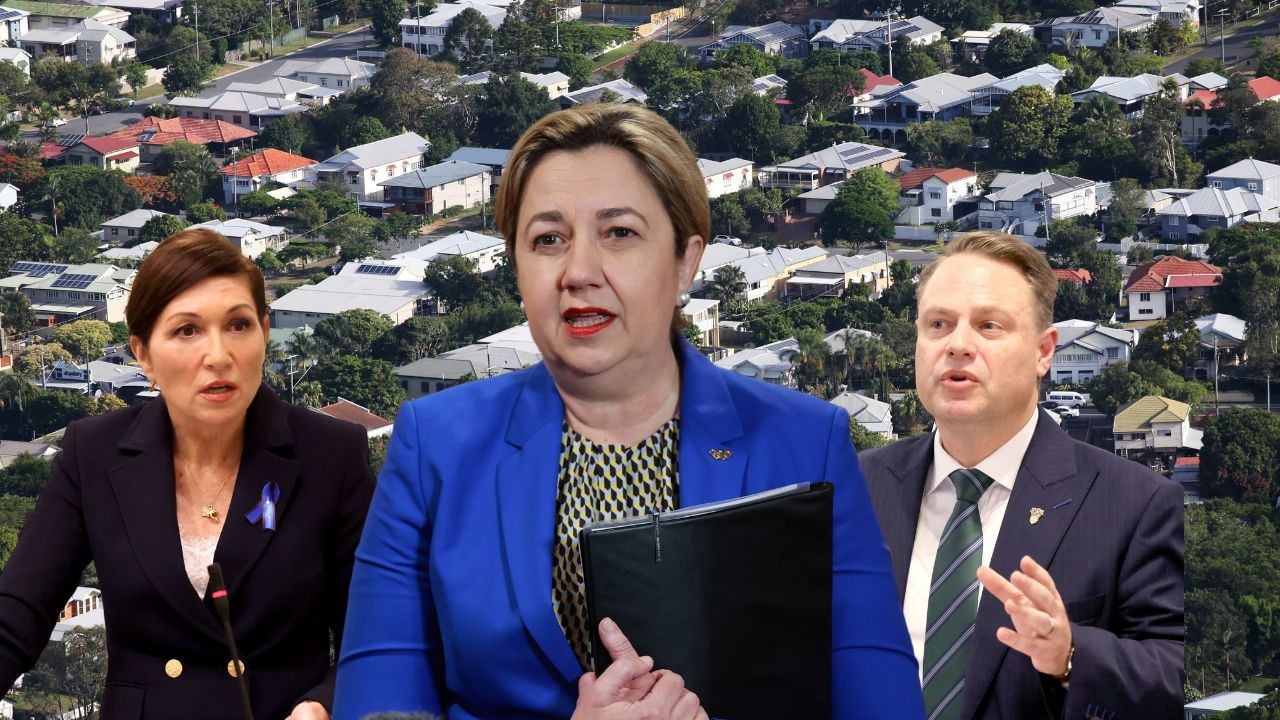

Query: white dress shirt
[[904, 410, 1040, 683]]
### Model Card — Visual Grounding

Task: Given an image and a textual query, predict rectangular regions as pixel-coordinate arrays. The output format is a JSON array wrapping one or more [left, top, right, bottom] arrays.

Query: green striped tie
[[923, 468, 994, 720]]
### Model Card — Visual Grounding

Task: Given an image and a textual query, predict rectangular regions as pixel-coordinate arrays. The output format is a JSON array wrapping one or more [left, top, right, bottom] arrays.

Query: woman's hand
[[286, 700, 329, 720], [571, 618, 708, 720]]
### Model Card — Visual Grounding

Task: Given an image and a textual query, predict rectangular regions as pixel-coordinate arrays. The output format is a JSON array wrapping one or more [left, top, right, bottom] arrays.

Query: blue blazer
[[860, 412, 1185, 720], [335, 341, 924, 720]]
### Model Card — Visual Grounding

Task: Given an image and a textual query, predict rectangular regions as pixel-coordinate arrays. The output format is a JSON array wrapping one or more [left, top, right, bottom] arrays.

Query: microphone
[[208, 563, 256, 720]]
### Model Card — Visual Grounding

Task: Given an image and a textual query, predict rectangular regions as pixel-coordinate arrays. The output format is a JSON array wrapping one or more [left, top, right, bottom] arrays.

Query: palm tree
[[29, 104, 60, 144], [707, 265, 747, 305], [792, 328, 832, 396], [893, 389, 928, 435]]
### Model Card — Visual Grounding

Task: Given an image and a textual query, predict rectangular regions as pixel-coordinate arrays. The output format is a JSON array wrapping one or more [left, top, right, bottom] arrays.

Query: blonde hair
[[494, 104, 710, 267], [918, 232, 1058, 329]]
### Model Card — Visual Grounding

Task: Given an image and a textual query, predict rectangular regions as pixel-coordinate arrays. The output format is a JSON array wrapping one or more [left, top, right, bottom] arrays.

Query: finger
[[1019, 555, 1062, 599], [995, 625, 1038, 657], [622, 656, 661, 699], [673, 690, 702, 720], [599, 617, 641, 662], [1010, 570, 1060, 615], [591, 656, 654, 700], [1003, 597, 1054, 638], [977, 566, 1024, 606], [644, 670, 688, 714]]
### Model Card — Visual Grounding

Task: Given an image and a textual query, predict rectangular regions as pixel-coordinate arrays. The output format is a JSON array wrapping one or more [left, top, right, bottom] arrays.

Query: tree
[[706, 264, 747, 304], [474, 73, 558, 148], [310, 355, 407, 418], [718, 92, 785, 163], [1208, 225, 1280, 373], [1132, 312, 1201, 374], [371, 315, 449, 364], [905, 119, 973, 167], [425, 255, 488, 310], [155, 141, 219, 209], [1132, 79, 1187, 186], [493, 1, 542, 73], [323, 211, 379, 261], [0, 291, 35, 337], [878, 262, 920, 319], [1086, 361, 1155, 416], [367, 0, 407, 46], [849, 417, 888, 450], [710, 195, 750, 238], [0, 452, 52, 497], [162, 55, 215, 96], [984, 28, 1042, 76], [444, 299, 524, 347], [258, 114, 313, 155], [1043, 218, 1098, 267], [818, 168, 898, 251], [14, 342, 74, 379], [23, 625, 108, 720], [893, 390, 929, 436], [289, 196, 327, 232], [895, 47, 939, 84], [1105, 177, 1145, 243], [35, 166, 141, 231], [1200, 408, 1280, 502], [442, 7, 495, 72], [984, 84, 1073, 167], [623, 41, 692, 91], [1184, 57, 1227, 77], [255, 249, 285, 276], [136, 214, 189, 246], [186, 200, 226, 223], [556, 52, 596, 90], [787, 63, 862, 117], [53, 320, 113, 361], [13, 388, 94, 437], [238, 190, 282, 218], [792, 327, 832, 395], [312, 309, 394, 357]]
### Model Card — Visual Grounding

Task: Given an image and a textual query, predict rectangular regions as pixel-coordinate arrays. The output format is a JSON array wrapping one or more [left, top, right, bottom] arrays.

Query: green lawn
[[1236, 675, 1279, 693], [594, 40, 644, 68]]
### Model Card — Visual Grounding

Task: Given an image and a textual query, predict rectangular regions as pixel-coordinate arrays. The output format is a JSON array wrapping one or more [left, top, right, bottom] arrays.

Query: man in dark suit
[[860, 232, 1184, 720]]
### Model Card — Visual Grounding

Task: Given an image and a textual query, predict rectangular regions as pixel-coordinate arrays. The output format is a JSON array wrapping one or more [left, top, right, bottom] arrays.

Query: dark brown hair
[[918, 231, 1058, 329], [126, 227, 268, 343], [494, 103, 711, 268]]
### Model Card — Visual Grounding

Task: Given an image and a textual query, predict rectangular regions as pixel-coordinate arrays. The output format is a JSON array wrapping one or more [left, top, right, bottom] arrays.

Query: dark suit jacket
[[860, 411, 1184, 720], [0, 387, 375, 720]]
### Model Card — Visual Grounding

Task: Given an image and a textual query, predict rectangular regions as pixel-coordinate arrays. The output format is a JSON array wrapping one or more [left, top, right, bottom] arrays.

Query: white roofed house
[[268, 258, 430, 330], [697, 157, 753, 199], [0, 6, 30, 46], [784, 252, 891, 300], [1193, 312, 1246, 380], [6, 0, 127, 30], [82, 0, 183, 22], [308, 132, 432, 204], [681, 298, 720, 347], [0, 182, 17, 211], [559, 78, 648, 106], [757, 141, 904, 191], [19, 18, 135, 65], [969, 63, 1066, 117], [458, 69, 571, 99], [809, 15, 942, 54], [0, 261, 134, 323], [377, 160, 491, 217], [853, 72, 998, 146], [1205, 157, 1280, 201], [399, 0, 507, 58], [752, 74, 786, 96], [101, 208, 170, 244], [1110, 0, 1199, 27], [392, 229, 506, 275], [976, 171, 1102, 236], [830, 391, 894, 438], [1034, 7, 1155, 51], [168, 90, 309, 130], [273, 56, 377, 94], [1050, 320, 1139, 384], [1154, 186, 1280, 241], [698, 21, 808, 58], [719, 245, 828, 301], [951, 23, 1032, 63], [394, 341, 539, 398], [192, 218, 289, 259], [1069, 73, 1190, 119]]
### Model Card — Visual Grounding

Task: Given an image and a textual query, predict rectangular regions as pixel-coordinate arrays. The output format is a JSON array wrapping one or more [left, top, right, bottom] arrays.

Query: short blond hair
[[918, 232, 1058, 329], [494, 104, 710, 267]]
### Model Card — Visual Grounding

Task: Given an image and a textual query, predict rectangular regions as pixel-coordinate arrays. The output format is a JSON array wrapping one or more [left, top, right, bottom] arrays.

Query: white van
[[1047, 391, 1088, 408]]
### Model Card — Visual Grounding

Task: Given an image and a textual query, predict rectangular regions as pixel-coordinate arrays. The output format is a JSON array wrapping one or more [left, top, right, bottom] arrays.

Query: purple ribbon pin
[[245, 481, 280, 531]]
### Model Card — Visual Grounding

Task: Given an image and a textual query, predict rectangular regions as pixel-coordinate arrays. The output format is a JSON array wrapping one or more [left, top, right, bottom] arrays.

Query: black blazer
[[0, 387, 375, 720], [860, 412, 1185, 720]]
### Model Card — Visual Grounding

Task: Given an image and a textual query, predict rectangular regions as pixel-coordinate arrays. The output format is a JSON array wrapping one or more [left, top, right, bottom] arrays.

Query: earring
[[678, 291, 691, 307], [519, 300, 525, 312]]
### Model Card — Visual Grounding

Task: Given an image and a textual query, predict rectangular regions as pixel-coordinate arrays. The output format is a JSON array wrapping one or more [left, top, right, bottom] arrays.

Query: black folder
[[580, 482, 833, 720]]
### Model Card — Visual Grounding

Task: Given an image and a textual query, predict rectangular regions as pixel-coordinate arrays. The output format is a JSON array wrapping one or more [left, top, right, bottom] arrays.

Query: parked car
[[44, 117, 67, 128], [1047, 390, 1088, 408], [712, 234, 743, 246], [1052, 405, 1080, 418]]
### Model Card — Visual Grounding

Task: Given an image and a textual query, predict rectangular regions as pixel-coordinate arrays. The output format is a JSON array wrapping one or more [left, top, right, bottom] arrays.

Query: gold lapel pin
[[1029, 507, 1045, 525], [709, 449, 732, 460]]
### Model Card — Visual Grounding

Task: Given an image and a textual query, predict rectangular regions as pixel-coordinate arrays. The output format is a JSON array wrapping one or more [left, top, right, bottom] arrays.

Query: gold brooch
[[1029, 507, 1045, 525], [709, 449, 732, 460]]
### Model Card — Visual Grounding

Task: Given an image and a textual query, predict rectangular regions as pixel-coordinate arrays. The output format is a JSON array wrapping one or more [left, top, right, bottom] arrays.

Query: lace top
[[180, 534, 220, 598]]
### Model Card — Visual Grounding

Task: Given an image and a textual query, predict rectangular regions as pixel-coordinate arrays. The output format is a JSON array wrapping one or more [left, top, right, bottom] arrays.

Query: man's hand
[[285, 700, 329, 720], [572, 617, 708, 720], [977, 555, 1073, 679]]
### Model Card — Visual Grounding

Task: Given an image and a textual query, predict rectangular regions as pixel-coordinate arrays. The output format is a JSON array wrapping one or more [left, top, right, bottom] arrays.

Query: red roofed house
[[845, 68, 901, 102], [894, 167, 978, 224], [220, 148, 317, 204], [106, 116, 257, 163], [61, 135, 141, 172], [314, 398, 394, 439], [1123, 256, 1221, 320], [1183, 76, 1280, 148], [1053, 268, 1093, 287]]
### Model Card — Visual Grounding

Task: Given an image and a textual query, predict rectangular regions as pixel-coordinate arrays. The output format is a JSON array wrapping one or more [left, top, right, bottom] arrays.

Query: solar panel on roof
[[355, 264, 400, 275], [51, 273, 98, 289], [11, 262, 68, 277]]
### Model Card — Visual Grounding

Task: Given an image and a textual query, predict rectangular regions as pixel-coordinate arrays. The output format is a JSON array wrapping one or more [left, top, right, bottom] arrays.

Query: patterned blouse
[[551, 416, 681, 671]]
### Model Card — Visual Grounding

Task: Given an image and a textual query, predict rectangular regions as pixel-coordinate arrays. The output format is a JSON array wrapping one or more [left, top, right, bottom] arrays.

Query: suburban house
[[5, 0, 127, 30], [560, 78, 648, 106], [681, 298, 720, 347], [315, 399, 394, 438], [394, 230, 506, 278], [82, 0, 182, 22], [168, 90, 309, 129], [976, 171, 1102, 235], [191, 218, 288, 259], [0, 182, 17, 211], [1204, 157, 1280, 201], [853, 72, 998, 144], [100, 241, 157, 264], [714, 338, 799, 385], [1112, 395, 1201, 469], [1154, 186, 1280, 241], [751, 73, 786, 96], [951, 23, 1033, 62], [1053, 268, 1093, 287], [106, 116, 257, 162], [394, 342, 539, 398], [698, 21, 807, 58], [399, 0, 508, 58], [1193, 312, 1247, 380], [459, 69, 571, 98], [969, 63, 1066, 116], [309, 132, 432, 204], [225, 76, 338, 105], [1070, 73, 1190, 119], [377, 160, 491, 216], [60, 135, 140, 172], [894, 166, 978, 224], [697, 157, 753, 199], [18, 18, 134, 65], [717, 246, 828, 301], [268, 258, 430, 329], [1182, 76, 1280, 148], [757, 141, 904, 191], [273, 56, 377, 93], [101, 208, 169, 244], [1035, 7, 1155, 50], [1123, 256, 1222, 320], [445, 146, 508, 198], [808, 15, 942, 53], [830, 391, 894, 438], [219, 148, 317, 204], [42, 358, 149, 398], [784, 251, 891, 299], [0, 261, 134, 323], [0, 6, 30, 45], [1051, 320, 1139, 383], [691, 243, 752, 294], [0, 45, 31, 75], [1111, 0, 1199, 26]]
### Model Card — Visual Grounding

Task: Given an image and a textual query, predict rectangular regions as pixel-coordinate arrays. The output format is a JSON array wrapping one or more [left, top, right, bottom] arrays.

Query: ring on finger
[[1043, 617, 1056, 637]]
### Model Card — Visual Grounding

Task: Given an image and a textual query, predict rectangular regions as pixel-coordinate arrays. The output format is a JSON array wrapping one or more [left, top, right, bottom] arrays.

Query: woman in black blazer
[[0, 229, 375, 719]]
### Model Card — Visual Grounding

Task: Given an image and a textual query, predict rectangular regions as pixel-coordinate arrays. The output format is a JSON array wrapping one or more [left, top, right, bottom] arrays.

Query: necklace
[[179, 463, 237, 523]]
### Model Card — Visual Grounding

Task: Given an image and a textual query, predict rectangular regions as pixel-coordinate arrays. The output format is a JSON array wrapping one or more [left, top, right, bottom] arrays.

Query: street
[[1166, 10, 1280, 74]]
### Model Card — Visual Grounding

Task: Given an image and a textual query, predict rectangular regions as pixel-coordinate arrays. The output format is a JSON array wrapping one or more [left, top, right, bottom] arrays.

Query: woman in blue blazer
[[335, 104, 923, 720]]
